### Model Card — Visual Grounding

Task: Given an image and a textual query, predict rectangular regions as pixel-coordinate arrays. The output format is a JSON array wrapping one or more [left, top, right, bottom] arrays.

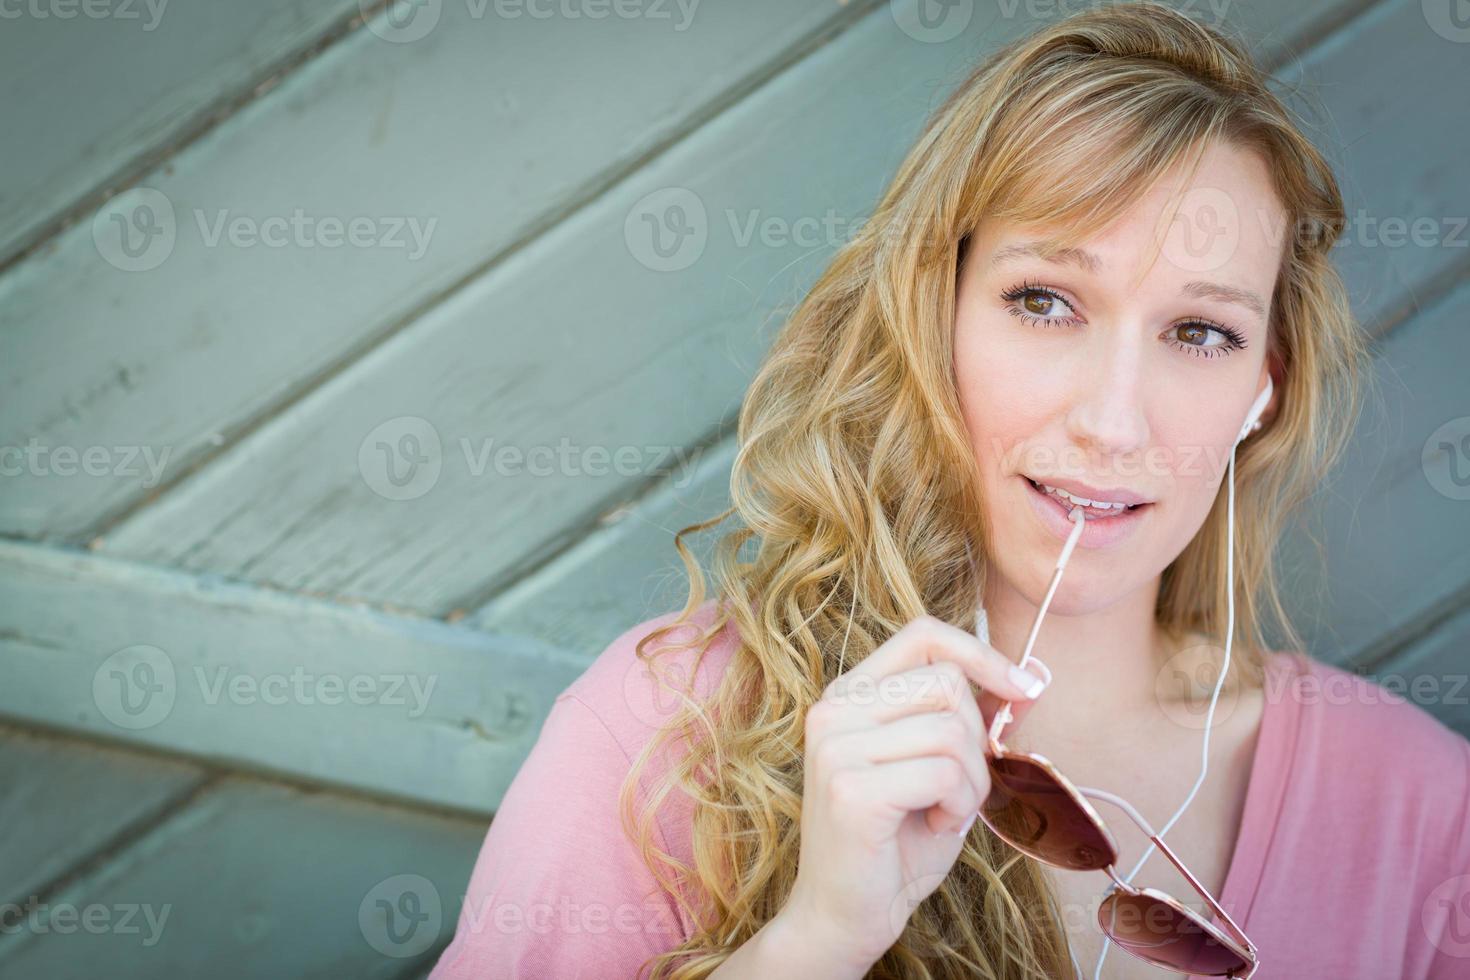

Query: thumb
[[978, 655, 1051, 743]]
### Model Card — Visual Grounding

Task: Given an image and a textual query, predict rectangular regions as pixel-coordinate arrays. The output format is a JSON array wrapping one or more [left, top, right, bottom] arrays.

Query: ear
[[1256, 353, 1284, 429]]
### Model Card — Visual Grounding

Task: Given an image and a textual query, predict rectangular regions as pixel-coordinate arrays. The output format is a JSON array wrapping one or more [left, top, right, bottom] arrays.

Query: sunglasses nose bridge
[[1102, 865, 1131, 893]]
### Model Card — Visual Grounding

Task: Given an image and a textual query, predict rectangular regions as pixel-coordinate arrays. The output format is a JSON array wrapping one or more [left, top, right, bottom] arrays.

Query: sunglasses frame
[[980, 733, 1259, 977], [975, 513, 1260, 979]]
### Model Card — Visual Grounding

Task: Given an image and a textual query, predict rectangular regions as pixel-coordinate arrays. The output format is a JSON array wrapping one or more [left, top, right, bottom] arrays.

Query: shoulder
[[559, 598, 744, 758], [1266, 649, 1469, 770], [427, 603, 742, 978], [1263, 649, 1470, 850]]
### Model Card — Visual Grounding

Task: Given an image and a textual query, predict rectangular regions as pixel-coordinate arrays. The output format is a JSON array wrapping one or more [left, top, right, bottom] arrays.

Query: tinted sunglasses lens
[[980, 756, 1113, 870], [1098, 892, 1251, 976]]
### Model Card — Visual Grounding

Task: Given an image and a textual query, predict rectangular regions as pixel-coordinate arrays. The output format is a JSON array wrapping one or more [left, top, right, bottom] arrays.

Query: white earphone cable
[[1089, 439, 1241, 979]]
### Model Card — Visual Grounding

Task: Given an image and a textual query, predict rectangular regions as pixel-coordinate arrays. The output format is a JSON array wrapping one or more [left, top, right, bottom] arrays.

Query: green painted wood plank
[[1378, 601, 1470, 739], [1275, 278, 1470, 666], [0, 777, 486, 978], [469, 434, 736, 653], [0, 540, 587, 813], [0, 0, 362, 264], [99, 0, 1358, 616], [0, 723, 204, 906], [0, 0, 860, 540], [1270, 0, 1470, 335]]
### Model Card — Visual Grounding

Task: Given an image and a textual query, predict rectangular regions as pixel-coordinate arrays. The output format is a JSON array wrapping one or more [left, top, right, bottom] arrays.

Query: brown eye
[[1022, 291, 1054, 316], [1173, 322, 1227, 348], [999, 281, 1081, 326], [1164, 319, 1250, 359]]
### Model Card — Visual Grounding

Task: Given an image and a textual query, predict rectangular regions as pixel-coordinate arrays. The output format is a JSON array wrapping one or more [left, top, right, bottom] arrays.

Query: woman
[[429, 3, 1470, 977]]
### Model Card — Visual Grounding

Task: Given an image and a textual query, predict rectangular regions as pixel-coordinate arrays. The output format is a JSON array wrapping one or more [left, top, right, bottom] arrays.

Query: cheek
[[1151, 418, 1241, 535], [954, 324, 1055, 469], [957, 358, 1030, 484]]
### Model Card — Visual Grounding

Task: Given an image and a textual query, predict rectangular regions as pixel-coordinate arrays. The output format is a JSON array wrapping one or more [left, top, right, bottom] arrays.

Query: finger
[[827, 661, 984, 736], [978, 655, 1052, 740], [846, 756, 981, 834], [845, 615, 1048, 703], [845, 713, 990, 815]]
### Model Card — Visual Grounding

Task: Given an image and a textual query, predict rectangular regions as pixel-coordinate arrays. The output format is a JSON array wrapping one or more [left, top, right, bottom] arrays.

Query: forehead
[[974, 142, 1286, 318]]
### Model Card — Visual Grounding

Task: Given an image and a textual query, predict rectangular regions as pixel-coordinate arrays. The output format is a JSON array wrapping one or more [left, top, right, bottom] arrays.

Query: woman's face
[[954, 140, 1282, 612]]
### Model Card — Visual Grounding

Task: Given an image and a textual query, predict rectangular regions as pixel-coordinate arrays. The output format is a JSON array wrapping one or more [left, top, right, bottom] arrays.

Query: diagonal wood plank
[[469, 431, 737, 653], [0, 0, 364, 266], [0, 723, 205, 907], [0, 776, 486, 979], [97, 0, 1362, 616], [1373, 598, 1470, 739], [1269, 0, 1470, 336], [1275, 277, 1470, 668], [0, 539, 588, 813], [0, 0, 866, 540]]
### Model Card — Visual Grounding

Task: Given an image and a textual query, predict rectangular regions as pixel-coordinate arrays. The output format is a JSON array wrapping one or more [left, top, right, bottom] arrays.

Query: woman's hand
[[777, 615, 1050, 975]]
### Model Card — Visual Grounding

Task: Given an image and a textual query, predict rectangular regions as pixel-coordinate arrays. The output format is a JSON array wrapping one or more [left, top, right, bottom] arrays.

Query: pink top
[[428, 601, 1470, 979]]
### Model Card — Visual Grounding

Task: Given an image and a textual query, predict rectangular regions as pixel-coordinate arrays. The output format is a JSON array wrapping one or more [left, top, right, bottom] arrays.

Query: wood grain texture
[[0, 724, 204, 906], [0, 776, 486, 978], [0, 0, 362, 264], [1269, 0, 1470, 336], [1275, 279, 1470, 668], [1377, 599, 1470, 738], [94, 0, 1360, 616], [469, 432, 737, 654], [0, 539, 588, 813], [0, 0, 858, 540]]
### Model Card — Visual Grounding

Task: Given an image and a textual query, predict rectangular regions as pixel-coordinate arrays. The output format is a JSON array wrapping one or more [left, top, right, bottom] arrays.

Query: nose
[[1064, 334, 1150, 457]]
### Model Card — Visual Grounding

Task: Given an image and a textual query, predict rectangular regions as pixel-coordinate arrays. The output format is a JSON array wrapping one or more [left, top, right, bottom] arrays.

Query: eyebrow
[[988, 240, 1269, 318]]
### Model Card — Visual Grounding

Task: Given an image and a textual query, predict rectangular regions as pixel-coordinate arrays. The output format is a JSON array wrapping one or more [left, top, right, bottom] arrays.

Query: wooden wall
[[0, 0, 1465, 974]]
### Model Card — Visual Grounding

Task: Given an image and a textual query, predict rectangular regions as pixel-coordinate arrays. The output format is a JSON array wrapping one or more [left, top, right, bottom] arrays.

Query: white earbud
[[1235, 375, 1273, 445]]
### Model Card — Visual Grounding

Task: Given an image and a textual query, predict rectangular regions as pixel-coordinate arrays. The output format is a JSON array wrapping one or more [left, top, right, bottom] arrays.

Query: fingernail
[[1008, 665, 1048, 699], [950, 812, 978, 837]]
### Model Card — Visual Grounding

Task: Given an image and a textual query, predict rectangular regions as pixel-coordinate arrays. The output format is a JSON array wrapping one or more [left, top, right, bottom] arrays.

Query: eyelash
[[998, 279, 1250, 359]]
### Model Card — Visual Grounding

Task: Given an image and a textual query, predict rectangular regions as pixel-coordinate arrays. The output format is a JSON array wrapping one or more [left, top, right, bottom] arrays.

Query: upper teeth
[[1036, 481, 1130, 511]]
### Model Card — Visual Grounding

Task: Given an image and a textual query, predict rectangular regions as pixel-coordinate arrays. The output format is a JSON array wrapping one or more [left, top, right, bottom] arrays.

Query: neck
[[982, 571, 1178, 742]]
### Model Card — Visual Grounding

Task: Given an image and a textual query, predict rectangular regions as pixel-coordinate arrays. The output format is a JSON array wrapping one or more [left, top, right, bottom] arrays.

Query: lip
[[1021, 475, 1152, 549], [1022, 474, 1154, 508]]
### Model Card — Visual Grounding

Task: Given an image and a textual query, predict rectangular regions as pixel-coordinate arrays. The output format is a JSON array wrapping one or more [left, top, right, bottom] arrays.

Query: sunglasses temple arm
[[1077, 784, 1256, 956], [986, 510, 1086, 748]]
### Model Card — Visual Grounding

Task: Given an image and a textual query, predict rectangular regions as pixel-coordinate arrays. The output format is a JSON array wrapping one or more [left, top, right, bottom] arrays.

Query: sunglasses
[[976, 509, 1260, 978]]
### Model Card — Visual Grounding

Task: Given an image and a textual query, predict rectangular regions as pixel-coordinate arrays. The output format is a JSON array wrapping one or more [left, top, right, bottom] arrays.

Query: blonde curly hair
[[620, 3, 1366, 976]]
